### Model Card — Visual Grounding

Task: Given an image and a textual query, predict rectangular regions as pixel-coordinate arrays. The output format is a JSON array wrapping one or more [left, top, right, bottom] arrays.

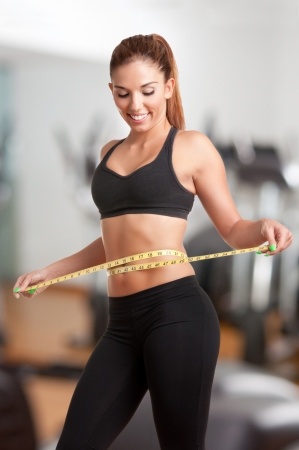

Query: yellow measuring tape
[[24, 245, 268, 292]]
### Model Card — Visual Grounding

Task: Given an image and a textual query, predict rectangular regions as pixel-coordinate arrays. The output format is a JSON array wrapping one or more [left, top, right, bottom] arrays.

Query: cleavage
[[106, 144, 163, 177]]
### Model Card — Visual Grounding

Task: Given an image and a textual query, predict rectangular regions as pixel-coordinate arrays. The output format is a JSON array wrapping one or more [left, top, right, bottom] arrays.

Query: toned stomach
[[101, 214, 195, 297]]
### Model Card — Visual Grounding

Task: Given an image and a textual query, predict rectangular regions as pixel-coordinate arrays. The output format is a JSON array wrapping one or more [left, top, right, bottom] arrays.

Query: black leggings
[[56, 276, 220, 450]]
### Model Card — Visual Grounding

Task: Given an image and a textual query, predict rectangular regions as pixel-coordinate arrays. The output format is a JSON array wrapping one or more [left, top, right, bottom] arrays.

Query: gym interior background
[[0, 1, 299, 449]]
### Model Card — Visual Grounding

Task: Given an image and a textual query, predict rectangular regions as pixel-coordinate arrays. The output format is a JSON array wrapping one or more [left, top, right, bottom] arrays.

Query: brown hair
[[109, 34, 185, 130]]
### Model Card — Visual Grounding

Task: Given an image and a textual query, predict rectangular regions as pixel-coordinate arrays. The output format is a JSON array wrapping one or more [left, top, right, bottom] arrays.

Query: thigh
[[144, 285, 220, 450], [56, 335, 147, 450]]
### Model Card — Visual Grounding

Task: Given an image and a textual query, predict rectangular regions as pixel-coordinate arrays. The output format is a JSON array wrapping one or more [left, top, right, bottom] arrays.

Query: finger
[[277, 229, 293, 252], [13, 289, 20, 299], [13, 273, 41, 298], [21, 288, 38, 299], [13, 275, 26, 299], [264, 237, 277, 255], [268, 243, 277, 253], [27, 288, 37, 295], [265, 226, 277, 251], [22, 288, 38, 298]]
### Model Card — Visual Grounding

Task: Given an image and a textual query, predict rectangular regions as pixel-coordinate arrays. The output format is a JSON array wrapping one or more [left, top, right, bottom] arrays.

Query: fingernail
[[13, 287, 20, 293], [269, 244, 276, 252], [264, 254, 270, 257], [256, 251, 262, 254], [27, 288, 37, 295]]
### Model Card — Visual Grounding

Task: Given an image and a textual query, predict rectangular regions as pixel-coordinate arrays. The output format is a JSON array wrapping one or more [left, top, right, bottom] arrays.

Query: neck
[[127, 119, 171, 146]]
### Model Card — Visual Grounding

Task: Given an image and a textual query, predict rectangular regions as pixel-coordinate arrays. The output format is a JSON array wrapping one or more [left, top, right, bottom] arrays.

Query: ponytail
[[152, 34, 185, 130], [110, 34, 185, 130]]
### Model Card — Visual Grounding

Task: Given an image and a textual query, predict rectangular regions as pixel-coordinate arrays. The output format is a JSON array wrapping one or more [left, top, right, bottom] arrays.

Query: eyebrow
[[114, 82, 158, 89]]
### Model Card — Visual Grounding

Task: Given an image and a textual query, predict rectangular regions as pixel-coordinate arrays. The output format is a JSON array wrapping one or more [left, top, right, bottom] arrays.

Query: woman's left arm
[[189, 132, 293, 254]]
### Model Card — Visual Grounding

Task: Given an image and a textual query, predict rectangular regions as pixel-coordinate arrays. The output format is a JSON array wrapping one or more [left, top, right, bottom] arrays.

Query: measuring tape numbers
[[23, 245, 269, 293]]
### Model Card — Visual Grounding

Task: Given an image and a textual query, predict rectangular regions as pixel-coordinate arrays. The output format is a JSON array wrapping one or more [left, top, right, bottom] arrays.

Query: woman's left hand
[[260, 219, 293, 255]]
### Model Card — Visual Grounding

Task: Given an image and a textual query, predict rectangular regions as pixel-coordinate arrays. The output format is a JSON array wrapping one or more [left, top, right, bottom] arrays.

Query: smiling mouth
[[129, 113, 148, 121]]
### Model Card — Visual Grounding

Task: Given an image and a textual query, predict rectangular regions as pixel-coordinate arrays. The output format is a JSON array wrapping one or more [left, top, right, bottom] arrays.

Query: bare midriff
[[101, 214, 195, 297]]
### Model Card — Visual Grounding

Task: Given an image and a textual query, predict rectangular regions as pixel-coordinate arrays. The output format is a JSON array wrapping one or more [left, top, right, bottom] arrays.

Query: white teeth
[[130, 114, 147, 121]]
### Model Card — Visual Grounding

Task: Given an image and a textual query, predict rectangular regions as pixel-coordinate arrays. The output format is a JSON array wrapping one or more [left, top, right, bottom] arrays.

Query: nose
[[129, 93, 143, 112]]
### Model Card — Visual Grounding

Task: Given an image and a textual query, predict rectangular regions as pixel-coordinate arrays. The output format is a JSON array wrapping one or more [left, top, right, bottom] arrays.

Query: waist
[[106, 255, 195, 297]]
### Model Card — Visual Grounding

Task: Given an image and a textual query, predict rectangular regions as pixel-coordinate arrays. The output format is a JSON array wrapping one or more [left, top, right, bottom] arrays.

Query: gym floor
[[1, 283, 298, 447]]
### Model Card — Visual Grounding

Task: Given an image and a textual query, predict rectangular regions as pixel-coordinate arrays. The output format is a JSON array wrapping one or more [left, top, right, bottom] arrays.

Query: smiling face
[[109, 59, 174, 131]]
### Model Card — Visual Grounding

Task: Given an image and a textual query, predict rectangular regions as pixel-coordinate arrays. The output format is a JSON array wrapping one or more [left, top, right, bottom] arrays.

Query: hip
[[106, 274, 220, 347]]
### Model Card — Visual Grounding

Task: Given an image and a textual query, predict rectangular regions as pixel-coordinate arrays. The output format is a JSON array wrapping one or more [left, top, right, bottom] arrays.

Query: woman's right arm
[[13, 237, 106, 298]]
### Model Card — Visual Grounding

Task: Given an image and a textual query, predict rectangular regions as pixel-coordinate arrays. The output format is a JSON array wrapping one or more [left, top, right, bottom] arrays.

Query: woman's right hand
[[13, 268, 53, 299], [12, 238, 106, 299]]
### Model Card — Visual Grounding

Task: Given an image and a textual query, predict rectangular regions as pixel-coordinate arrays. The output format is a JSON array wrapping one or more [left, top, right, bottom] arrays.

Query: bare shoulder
[[175, 129, 222, 163], [177, 130, 213, 148], [100, 139, 122, 159]]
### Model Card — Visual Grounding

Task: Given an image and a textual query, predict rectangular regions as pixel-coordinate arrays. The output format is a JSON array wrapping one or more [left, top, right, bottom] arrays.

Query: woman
[[14, 34, 292, 450]]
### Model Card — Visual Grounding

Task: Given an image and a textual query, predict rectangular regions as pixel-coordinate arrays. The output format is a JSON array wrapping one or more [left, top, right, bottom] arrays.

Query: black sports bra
[[91, 127, 195, 220]]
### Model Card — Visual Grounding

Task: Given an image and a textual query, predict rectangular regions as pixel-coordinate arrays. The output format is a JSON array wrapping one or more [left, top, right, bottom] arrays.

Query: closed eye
[[118, 91, 154, 98]]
